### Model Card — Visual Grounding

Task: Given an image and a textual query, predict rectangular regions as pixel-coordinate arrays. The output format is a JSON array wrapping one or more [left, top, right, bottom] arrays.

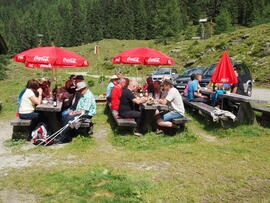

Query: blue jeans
[[59, 111, 91, 142], [163, 111, 183, 122], [19, 112, 42, 136], [19, 112, 41, 121]]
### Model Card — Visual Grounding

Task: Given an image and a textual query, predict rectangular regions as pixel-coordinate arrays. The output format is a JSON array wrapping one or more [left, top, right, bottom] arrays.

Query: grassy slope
[[65, 23, 270, 81], [0, 24, 270, 202]]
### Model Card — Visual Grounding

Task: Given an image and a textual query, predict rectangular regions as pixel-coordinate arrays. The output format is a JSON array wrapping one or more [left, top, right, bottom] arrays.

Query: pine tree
[[156, 0, 182, 44], [215, 9, 234, 34], [132, 0, 147, 39]]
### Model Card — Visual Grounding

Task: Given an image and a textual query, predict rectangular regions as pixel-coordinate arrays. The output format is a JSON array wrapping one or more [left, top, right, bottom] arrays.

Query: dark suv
[[175, 67, 205, 92], [200, 64, 253, 96]]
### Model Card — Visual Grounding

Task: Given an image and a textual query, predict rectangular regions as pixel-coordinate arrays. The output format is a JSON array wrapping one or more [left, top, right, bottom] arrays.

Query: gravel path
[[252, 88, 270, 101]]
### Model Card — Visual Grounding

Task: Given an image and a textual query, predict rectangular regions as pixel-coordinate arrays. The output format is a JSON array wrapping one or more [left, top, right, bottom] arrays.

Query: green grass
[[110, 127, 197, 151], [1, 105, 270, 202], [0, 166, 153, 203]]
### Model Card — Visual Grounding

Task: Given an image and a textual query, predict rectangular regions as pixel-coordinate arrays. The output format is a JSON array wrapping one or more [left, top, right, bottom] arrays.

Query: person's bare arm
[[194, 91, 207, 98], [232, 87, 238, 93], [159, 98, 167, 105], [30, 88, 43, 105], [69, 110, 85, 116], [132, 97, 147, 104]]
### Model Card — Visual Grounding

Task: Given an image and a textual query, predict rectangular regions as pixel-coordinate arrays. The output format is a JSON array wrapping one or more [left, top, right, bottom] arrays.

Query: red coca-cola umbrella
[[14, 46, 89, 69], [211, 51, 238, 84], [112, 48, 174, 66]]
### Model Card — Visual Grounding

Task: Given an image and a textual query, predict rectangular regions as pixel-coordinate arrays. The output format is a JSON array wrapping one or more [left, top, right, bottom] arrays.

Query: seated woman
[[39, 78, 51, 98], [18, 79, 43, 127], [143, 76, 154, 94], [153, 81, 162, 100]]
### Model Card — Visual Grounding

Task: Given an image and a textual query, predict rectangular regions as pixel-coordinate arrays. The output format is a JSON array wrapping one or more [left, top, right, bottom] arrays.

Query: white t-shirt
[[19, 89, 35, 114], [166, 87, 185, 115]]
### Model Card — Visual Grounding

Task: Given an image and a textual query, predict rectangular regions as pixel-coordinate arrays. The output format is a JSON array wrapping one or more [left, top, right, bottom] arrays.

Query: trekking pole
[[43, 113, 85, 146], [36, 125, 68, 146]]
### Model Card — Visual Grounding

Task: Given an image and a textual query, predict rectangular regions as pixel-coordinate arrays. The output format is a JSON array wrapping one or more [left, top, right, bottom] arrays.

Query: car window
[[203, 65, 216, 77], [242, 64, 250, 75], [236, 65, 246, 76], [172, 69, 177, 74], [154, 69, 171, 75]]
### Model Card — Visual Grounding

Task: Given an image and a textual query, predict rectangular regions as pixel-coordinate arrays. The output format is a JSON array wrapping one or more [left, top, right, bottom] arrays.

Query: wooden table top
[[141, 103, 169, 111], [36, 101, 63, 112], [200, 89, 268, 104]]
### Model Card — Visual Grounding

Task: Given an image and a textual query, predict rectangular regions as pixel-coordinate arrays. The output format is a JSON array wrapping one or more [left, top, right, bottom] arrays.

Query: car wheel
[[247, 85, 252, 97]]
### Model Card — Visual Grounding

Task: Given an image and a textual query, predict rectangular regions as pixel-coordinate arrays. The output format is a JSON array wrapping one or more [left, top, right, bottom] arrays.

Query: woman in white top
[[19, 80, 43, 122]]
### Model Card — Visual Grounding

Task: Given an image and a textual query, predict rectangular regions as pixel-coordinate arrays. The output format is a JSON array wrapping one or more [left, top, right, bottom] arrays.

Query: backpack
[[31, 123, 52, 145]]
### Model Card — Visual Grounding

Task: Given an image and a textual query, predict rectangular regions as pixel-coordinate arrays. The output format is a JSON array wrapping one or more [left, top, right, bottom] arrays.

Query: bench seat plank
[[108, 103, 137, 128], [183, 97, 216, 116], [115, 118, 137, 127], [172, 117, 192, 125], [251, 104, 270, 115], [11, 118, 32, 126]]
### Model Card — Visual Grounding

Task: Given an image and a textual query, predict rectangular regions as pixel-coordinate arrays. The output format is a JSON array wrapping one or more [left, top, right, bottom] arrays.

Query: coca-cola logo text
[[34, 56, 49, 62], [147, 58, 160, 63], [63, 58, 77, 64], [127, 57, 140, 63]]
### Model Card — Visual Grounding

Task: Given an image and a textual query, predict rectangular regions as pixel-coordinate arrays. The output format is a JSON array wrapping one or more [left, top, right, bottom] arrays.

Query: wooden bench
[[107, 103, 137, 129], [10, 118, 32, 140], [76, 119, 94, 136], [183, 97, 216, 117], [182, 97, 235, 128], [172, 117, 192, 125], [251, 104, 270, 124], [252, 104, 270, 116], [111, 111, 137, 128]]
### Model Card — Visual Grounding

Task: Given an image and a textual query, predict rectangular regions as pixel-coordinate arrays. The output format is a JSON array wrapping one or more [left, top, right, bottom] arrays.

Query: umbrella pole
[[142, 64, 144, 82], [52, 68, 57, 84]]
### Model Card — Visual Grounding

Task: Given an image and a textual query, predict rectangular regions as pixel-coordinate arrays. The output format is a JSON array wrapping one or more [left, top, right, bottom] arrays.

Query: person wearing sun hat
[[106, 75, 119, 102], [57, 81, 96, 143]]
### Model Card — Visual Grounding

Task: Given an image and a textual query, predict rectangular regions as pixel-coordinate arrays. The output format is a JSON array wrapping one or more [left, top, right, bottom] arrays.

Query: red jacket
[[111, 85, 123, 111]]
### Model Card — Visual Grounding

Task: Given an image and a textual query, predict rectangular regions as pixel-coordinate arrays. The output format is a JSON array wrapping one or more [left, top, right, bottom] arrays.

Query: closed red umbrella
[[112, 48, 174, 66], [211, 51, 238, 84], [14, 46, 89, 69]]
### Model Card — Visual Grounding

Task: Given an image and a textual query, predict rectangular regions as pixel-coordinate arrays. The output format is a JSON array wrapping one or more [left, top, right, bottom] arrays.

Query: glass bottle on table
[[52, 85, 58, 107]]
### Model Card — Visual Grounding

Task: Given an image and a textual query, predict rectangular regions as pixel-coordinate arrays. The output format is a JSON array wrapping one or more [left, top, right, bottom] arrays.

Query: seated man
[[118, 81, 147, 136], [106, 75, 119, 102], [156, 79, 185, 128], [111, 78, 128, 114], [188, 73, 208, 102], [57, 82, 96, 143]]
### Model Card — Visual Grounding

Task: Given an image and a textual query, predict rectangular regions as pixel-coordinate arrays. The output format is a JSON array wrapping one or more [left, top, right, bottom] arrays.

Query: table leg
[[141, 109, 156, 133], [237, 102, 257, 125], [43, 112, 61, 133]]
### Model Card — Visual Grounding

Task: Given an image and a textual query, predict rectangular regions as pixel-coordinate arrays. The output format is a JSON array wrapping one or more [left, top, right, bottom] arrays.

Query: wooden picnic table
[[36, 101, 63, 133], [36, 101, 63, 112], [200, 89, 269, 125], [94, 96, 107, 104], [139, 103, 169, 133]]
